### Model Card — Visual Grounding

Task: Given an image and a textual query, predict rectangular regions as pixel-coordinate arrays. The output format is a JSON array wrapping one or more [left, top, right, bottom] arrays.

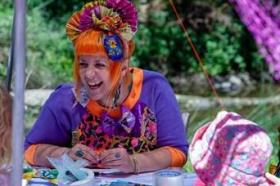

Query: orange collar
[[87, 67, 143, 118]]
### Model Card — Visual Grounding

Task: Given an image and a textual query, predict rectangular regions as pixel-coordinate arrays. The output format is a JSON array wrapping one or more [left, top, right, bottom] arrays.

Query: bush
[[0, 2, 13, 85], [25, 8, 73, 88], [132, 1, 266, 79], [0, 3, 73, 88], [0, 0, 267, 89], [28, 0, 266, 78]]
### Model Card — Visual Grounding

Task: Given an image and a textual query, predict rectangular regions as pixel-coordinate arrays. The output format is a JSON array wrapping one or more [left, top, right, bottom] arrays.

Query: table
[[23, 169, 197, 186], [96, 172, 197, 186]]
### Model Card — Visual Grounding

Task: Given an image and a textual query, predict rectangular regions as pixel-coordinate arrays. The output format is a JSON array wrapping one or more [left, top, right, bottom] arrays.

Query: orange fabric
[[87, 67, 143, 118], [24, 144, 39, 165], [165, 146, 187, 167], [123, 68, 143, 109]]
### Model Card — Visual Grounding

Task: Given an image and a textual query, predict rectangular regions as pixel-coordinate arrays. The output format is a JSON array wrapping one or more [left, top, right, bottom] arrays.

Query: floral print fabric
[[189, 111, 272, 186], [73, 102, 157, 154]]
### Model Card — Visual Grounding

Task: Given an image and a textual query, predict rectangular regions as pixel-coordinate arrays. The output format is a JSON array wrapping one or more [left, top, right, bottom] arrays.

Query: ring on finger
[[114, 152, 121, 159], [75, 149, 84, 158]]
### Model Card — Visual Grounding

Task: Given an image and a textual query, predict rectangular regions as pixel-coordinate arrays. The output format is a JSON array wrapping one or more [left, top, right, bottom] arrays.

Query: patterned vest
[[72, 102, 157, 154]]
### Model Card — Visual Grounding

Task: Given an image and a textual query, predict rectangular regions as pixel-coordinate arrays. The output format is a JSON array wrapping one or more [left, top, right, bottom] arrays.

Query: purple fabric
[[139, 70, 188, 153], [24, 84, 79, 149], [229, 0, 280, 80], [100, 104, 138, 137], [24, 70, 188, 154]]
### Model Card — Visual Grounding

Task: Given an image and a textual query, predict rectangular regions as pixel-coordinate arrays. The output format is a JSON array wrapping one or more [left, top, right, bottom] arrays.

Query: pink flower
[[148, 123, 157, 133], [96, 126, 102, 134], [131, 138, 139, 147]]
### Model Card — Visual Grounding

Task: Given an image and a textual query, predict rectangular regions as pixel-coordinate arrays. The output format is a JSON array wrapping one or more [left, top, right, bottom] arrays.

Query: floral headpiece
[[66, 0, 138, 42]]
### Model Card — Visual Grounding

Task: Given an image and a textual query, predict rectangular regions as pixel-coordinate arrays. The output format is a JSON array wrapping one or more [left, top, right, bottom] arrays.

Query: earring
[[72, 86, 89, 107], [80, 86, 89, 106]]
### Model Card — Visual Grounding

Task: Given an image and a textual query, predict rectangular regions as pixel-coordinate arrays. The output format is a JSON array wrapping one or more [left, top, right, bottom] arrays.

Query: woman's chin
[[88, 92, 105, 102]]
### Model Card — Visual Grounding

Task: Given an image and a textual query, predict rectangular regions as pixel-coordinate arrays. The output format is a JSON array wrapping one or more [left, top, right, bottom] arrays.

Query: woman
[[0, 86, 12, 185], [24, 0, 188, 173]]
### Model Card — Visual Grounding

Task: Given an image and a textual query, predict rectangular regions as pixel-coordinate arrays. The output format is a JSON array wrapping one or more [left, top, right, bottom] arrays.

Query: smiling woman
[[24, 0, 188, 174]]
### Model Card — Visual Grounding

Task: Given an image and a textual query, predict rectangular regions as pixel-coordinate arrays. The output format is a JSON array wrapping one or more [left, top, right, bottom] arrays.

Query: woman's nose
[[85, 67, 96, 79]]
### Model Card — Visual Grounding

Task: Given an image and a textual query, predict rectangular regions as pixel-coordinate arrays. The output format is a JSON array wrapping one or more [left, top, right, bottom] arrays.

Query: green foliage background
[[0, 0, 266, 89]]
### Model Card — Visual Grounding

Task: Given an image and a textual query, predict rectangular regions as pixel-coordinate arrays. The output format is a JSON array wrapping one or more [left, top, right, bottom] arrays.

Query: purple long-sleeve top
[[25, 68, 188, 159]]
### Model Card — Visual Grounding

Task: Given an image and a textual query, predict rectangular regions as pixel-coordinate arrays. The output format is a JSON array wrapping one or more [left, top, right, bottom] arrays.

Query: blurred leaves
[[0, 0, 267, 88], [0, 3, 73, 88], [25, 9, 73, 88], [0, 2, 13, 85]]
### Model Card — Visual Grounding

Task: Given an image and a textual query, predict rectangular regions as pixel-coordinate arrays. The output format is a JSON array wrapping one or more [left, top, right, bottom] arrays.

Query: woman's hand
[[68, 143, 99, 167], [98, 147, 134, 173], [265, 172, 280, 186]]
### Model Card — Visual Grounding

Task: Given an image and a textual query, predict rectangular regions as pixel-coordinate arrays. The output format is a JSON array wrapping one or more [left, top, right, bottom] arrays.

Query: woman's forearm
[[25, 144, 186, 172], [25, 144, 70, 167], [130, 147, 172, 173]]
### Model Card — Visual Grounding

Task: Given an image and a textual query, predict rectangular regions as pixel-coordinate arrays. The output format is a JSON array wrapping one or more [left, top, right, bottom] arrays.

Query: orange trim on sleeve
[[87, 67, 144, 118], [24, 144, 39, 165], [165, 146, 187, 167]]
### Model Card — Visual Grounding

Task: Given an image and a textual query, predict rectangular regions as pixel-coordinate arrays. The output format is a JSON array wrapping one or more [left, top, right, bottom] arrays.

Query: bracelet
[[131, 155, 140, 174]]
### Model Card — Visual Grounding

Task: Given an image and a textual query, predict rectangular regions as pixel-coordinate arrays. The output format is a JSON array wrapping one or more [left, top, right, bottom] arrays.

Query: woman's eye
[[95, 63, 106, 68], [79, 62, 88, 68]]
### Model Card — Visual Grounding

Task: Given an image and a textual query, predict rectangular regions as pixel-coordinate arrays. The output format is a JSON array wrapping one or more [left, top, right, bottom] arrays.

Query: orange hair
[[0, 86, 12, 166], [73, 29, 134, 106]]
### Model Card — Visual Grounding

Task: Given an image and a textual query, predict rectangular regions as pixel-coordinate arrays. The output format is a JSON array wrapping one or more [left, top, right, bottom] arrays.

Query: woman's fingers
[[100, 160, 122, 168], [83, 146, 99, 164], [69, 144, 99, 165], [69, 146, 135, 173], [98, 148, 134, 173], [99, 148, 123, 164]]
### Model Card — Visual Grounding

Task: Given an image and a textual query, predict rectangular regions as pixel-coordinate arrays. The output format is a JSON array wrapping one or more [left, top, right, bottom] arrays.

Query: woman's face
[[79, 54, 111, 103]]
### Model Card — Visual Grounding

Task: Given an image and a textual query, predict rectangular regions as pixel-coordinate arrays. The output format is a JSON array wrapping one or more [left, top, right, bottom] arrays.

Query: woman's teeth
[[88, 82, 102, 88]]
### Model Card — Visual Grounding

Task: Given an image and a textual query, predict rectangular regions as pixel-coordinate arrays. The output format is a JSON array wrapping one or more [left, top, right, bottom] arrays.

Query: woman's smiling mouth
[[88, 82, 102, 89]]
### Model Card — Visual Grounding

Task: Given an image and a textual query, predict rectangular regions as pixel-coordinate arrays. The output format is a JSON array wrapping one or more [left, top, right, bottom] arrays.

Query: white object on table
[[96, 171, 197, 186], [155, 169, 184, 186], [90, 168, 120, 174], [22, 169, 197, 186], [58, 168, 95, 186]]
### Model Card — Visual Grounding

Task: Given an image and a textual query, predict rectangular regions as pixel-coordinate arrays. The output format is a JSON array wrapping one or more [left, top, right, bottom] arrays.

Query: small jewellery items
[[75, 149, 84, 158]]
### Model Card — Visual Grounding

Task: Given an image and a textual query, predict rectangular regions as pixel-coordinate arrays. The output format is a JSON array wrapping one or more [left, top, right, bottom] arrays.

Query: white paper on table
[[90, 168, 121, 174], [96, 172, 155, 185], [96, 172, 197, 186]]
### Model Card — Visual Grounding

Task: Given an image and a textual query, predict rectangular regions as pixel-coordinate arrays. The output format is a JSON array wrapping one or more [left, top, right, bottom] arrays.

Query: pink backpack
[[189, 111, 272, 186]]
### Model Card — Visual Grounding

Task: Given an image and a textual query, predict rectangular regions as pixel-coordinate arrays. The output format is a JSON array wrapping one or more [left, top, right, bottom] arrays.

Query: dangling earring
[[113, 84, 121, 107], [80, 86, 89, 106], [72, 85, 89, 107]]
